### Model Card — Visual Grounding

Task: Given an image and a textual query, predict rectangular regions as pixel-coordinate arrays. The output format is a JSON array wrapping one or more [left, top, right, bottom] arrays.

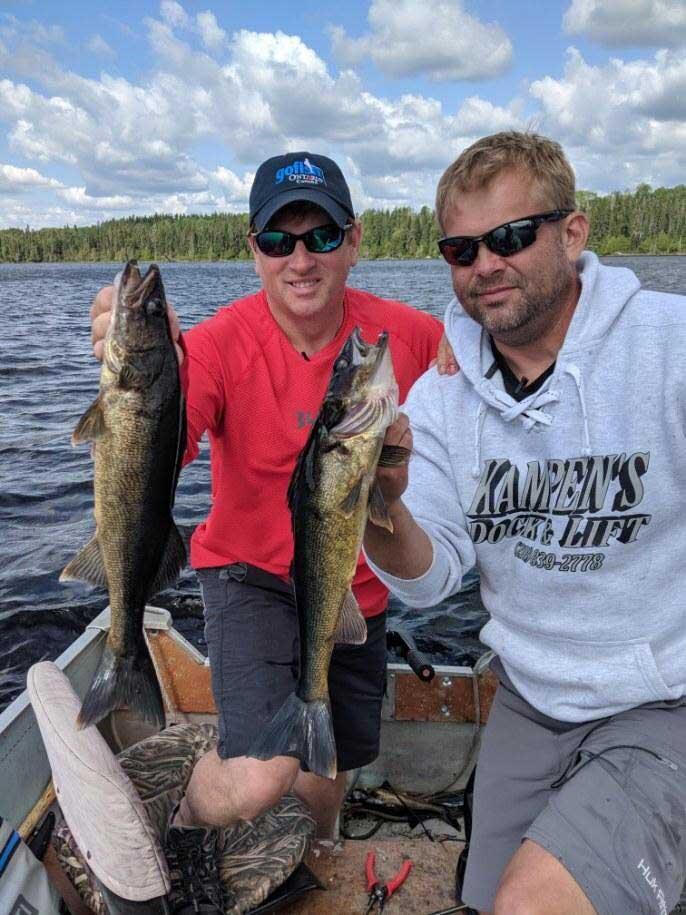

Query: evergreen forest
[[1, 183, 684, 263]]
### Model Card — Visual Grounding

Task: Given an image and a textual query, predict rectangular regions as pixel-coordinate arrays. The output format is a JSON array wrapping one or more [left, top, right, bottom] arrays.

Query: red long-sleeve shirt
[[181, 286, 442, 617]]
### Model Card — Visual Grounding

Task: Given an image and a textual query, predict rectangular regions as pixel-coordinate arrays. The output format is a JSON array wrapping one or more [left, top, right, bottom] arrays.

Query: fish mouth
[[348, 326, 388, 369], [116, 261, 165, 314], [345, 327, 394, 390], [330, 327, 398, 438]]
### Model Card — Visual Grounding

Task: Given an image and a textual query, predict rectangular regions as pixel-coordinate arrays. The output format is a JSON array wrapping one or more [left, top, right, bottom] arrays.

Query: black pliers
[[364, 850, 413, 912]]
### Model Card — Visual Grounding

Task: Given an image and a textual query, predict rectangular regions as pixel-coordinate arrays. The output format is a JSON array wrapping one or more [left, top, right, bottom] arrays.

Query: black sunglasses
[[438, 210, 573, 267], [250, 223, 353, 257]]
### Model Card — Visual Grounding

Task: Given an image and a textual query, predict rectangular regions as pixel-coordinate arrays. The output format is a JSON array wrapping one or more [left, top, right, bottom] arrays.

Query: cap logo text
[[275, 158, 326, 187]]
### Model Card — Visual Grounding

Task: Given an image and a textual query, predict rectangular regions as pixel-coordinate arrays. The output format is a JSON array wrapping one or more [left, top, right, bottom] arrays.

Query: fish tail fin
[[247, 693, 337, 780], [77, 642, 165, 730]]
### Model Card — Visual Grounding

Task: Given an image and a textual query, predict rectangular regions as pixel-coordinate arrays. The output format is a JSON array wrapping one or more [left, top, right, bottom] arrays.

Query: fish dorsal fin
[[339, 474, 365, 517], [368, 482, 393, 533], [288, 419, 322, 512], [288, 399, 345, 513], [59, 535, 108, 588], [72, 397, 107, 445], [148, 523, 187, 597], [334, 589, 368, 645]]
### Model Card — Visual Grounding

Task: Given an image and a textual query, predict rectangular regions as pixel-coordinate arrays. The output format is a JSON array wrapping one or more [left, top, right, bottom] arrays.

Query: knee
[[229, 757, 300, 822], [185, 753, 299, 827], [493, 877, 536, 915]]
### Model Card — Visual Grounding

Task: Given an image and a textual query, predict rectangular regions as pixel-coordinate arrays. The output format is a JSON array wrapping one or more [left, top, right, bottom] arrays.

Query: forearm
[[363, 499, 433, 579]]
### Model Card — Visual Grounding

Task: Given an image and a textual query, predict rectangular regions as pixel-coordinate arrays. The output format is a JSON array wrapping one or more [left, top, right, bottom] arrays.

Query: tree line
[[1, 184, 685, 263]]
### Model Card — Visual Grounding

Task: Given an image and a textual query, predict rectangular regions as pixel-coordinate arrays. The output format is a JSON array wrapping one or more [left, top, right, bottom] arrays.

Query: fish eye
[[146, 298, 164, 315], [334, 356, 349, 373]]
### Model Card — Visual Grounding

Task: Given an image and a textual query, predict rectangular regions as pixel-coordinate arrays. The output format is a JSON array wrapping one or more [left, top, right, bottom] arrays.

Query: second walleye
[[249, 327, 406, 779]]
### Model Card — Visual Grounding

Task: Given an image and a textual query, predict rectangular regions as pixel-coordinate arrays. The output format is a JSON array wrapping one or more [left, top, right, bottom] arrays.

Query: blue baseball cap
[[249, 151, 355, 231]]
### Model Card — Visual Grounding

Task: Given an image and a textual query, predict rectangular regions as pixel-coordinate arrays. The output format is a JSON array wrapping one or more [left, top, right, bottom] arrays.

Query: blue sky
[[1, 0, 685, 228]]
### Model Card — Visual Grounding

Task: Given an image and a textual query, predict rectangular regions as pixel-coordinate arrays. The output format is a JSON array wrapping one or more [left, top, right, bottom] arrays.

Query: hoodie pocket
[[482, 619, 681, 720]]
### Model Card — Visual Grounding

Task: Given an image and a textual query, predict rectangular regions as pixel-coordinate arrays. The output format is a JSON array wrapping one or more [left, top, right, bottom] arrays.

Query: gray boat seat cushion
[[29, 663, 315, 914], [27, 660, 170, 902]]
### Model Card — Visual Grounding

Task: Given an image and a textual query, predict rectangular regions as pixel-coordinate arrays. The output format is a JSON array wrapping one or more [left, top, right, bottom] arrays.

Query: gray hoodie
[[368, 252, 686, 722]]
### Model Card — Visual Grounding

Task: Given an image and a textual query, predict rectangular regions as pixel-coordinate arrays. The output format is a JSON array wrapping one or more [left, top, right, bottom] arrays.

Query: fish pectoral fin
[[338, 475, 365, 518], [334, 589, 368, 645], [148, 523, 187, 597], [60, 535, 108, 588], [72, 397, 107, 445], [118, 362, 152, 390], [378, 444, 412, 466], [368, 482, 394, 533]]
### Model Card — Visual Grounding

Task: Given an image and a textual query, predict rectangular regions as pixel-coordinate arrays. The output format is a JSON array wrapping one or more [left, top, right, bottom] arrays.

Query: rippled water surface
[[1, 256, 684, 711]]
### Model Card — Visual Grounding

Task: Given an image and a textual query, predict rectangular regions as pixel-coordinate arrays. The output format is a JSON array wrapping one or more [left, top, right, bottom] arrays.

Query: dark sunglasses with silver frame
[[250, 223, 353, 258], [438, 209, 573, 267]]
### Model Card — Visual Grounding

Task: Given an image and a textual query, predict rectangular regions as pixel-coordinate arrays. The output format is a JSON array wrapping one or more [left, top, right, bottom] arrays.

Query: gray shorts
[[197, 563, 387, 771], [462, 658, 686, 915]]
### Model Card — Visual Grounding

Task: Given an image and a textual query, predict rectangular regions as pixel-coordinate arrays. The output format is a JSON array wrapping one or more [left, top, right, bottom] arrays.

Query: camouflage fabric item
[[52, 722, 314, 914]]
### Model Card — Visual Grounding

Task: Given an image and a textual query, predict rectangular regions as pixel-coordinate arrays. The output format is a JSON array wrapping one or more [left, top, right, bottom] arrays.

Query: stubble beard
[[460, 252, 575, 347]]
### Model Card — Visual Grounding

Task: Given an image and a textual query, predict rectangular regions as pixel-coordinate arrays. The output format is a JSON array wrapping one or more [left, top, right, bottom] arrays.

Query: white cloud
[[0, 163, 64, 191], [211, 166, 254, 200], [197, 10, 225, 51], [0, 14, 65, 47], [160, 0, 189, 30], [563, 0, 686, 47], [86, 34, 116, 58], [530, 47, 686, 189], [57, 187, 133, 208], [330, 0, 513, 81]]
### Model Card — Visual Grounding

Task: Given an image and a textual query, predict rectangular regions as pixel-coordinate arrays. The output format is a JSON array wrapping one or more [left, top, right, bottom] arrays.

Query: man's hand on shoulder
[[90, 284, 183, 364], [432, 332, 459, 376]]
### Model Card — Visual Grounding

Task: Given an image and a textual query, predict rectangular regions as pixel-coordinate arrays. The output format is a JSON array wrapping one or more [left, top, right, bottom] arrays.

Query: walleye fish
[[61, 262, 186, 729], [249, 326, 404, 779]]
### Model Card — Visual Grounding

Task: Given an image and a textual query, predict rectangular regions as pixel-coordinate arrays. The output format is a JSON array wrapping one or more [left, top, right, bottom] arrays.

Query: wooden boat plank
[[392, 667, 497, 724], [147, 628, 216, 714]]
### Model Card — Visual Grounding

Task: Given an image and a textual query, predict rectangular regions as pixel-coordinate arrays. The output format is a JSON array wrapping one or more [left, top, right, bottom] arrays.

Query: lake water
[[1, 256, 684, 712]]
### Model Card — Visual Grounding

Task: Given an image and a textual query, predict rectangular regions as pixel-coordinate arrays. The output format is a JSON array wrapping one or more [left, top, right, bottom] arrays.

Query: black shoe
[[165, 816, 224, 915]]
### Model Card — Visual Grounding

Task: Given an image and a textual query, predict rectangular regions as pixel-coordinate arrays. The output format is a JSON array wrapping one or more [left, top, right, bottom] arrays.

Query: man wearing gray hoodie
[[364, 131, 686, 915]]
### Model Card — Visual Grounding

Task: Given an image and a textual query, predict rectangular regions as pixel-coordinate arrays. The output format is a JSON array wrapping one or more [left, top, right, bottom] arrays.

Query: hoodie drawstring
[[473, 402, 486, 477], [471, 386, 560, 477], [471, 365, 593, 477], [564, 363, 592, 456]]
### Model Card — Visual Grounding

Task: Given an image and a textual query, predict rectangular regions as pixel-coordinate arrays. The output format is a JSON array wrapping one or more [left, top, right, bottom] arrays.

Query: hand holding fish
[[90, 283, 183, 365], [363, 409, 434, 582], [375, 413, 412, 509]]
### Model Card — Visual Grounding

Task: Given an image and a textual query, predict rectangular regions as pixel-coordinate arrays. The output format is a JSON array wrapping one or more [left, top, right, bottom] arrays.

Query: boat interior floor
[[290, 836, 465, 915]]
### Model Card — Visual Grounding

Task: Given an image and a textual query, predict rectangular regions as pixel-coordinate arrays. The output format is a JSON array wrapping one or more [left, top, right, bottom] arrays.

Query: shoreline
[[1, 252, 685, 266]]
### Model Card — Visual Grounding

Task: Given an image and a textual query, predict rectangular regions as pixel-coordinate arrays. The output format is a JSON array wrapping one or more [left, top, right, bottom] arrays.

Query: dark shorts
[[197, 563, 387, 771], [462, 657, 686, 915]]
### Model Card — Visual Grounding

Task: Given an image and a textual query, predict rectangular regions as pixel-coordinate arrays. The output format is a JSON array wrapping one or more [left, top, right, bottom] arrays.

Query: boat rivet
[[441, 705, 450, 716], [442, 677, 452, 687]]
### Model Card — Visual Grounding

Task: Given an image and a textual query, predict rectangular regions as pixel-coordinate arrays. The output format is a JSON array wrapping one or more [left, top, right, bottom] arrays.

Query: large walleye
[[61, 261, 186, 729], [249, 327, 404, 779]]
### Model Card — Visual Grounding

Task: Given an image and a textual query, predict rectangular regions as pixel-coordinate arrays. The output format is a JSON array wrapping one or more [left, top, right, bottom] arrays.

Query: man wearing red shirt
[[91, 151, 442, 912]]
